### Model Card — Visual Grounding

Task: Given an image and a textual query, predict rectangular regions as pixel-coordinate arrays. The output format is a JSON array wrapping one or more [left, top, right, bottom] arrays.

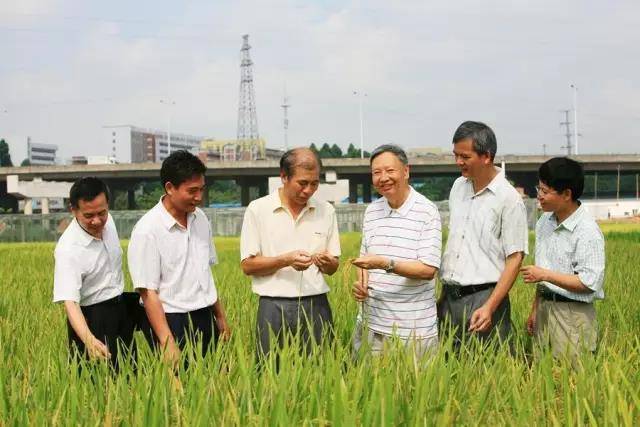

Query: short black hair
[[452, 121, 497, 161], [160, 150, 206, 189], [280, 148, 322, 178], [538, 157, 584, 200], [370, 144, 408, 165], [69, 177, 110, 208]]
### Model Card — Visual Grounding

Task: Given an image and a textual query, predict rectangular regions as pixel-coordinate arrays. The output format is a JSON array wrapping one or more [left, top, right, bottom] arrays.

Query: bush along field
[[0, 229, 639, 425]]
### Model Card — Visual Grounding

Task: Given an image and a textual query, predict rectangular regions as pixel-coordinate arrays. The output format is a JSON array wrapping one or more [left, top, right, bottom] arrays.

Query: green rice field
[[0, 226, 639, 425]]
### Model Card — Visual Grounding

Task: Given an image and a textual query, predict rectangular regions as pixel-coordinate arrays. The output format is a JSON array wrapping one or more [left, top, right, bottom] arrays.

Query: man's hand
[[351, 255, 389, 271], [352, 268, 369, 302], [161, 338, 181, 369], [520, 265, 548, 283], [352, 280, 369, 302], [216, 315, 232, 342], [526, 307, 537, 336], [469, 304, 493, 333], [312, 251, 332, 269], [284, 250, 313, 271], [86, 336, 111, 360]]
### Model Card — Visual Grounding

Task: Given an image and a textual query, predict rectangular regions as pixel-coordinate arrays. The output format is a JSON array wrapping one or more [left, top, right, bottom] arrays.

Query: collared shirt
[[53, 214, 123, 306], [535, 204, 605, 303], [441, 168, 529, 286], [240, 191, 341, 297], [359, 187, 442, 339], [128, 199, 218, 313]]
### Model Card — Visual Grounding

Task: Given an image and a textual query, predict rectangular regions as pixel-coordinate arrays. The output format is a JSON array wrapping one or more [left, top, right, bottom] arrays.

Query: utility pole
[[237, 34, 259, 147], [542, 144, 547, 157], [281, 87, 290, 151], [571, 84, 579, 155], [560, 109, 573, 155], [353, 91, 367, 159]]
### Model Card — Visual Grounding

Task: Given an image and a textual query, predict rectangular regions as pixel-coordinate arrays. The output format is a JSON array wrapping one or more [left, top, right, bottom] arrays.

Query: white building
[[27, 139, 58, 165], [102, 125, 203, 163]]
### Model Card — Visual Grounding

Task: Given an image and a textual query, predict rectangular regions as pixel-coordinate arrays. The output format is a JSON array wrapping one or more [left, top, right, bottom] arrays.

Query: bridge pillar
[[127, 189, 137, 210], [348, 180, 358, 204], [237, 177, 269, 206], [363, 181, 372, 203]]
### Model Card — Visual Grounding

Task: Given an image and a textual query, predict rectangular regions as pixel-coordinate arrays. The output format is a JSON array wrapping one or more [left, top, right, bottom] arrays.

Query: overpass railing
[[0, 200, 538, 243]]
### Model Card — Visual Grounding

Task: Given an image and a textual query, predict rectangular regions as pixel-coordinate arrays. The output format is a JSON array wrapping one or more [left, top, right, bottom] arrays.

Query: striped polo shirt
[[536, 204, 605, 303], [359, 187, 442, 339]]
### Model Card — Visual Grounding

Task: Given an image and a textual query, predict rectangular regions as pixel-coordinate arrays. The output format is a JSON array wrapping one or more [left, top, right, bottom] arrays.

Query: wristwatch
[[384, 258, 395, 273]]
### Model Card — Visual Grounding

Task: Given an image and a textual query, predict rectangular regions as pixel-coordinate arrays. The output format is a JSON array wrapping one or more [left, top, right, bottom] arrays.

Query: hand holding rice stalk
[[347, 258, 370, 303]]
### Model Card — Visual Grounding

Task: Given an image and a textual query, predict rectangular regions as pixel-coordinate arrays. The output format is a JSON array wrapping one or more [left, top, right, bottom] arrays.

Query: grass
[[0, 227, 639, 425]]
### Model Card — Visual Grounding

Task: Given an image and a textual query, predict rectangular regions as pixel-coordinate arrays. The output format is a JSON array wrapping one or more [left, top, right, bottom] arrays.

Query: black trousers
[[256, 293, 333, 359], [140, 305, 219, 358], [67, 293, 136, 370]]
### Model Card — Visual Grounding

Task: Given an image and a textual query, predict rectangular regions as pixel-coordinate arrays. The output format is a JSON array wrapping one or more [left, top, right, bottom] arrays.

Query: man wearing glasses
[[521, 157, 605, 362]]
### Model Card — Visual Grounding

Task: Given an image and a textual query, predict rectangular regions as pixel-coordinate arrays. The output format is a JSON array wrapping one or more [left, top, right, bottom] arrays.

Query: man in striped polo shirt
[[521, 157, 605, 362], [352, 144, 442, 357], [439, 121, 528, 348]]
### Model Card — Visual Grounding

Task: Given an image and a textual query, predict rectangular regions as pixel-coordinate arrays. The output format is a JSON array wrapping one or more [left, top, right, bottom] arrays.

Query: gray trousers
[[256, 293, 333, 358], [438, 286, 512, 348]]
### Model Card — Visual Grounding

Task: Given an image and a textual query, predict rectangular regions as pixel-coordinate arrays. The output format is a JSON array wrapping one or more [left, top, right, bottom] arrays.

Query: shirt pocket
[[310, 231, 327, 254]]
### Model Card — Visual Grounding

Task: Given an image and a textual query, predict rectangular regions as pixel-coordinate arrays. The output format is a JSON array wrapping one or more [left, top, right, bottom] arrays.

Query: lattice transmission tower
[[236, 34, 259, 143]]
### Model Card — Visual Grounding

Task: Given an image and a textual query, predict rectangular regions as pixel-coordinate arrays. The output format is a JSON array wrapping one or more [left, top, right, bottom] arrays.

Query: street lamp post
[[160, 99, 176, 157], [571, 84, 579, 155], [353, 91, 367, 159]]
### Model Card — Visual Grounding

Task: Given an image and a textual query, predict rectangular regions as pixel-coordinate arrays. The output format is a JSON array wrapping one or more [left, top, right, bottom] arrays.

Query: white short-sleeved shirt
[[359, 187, 442, 339], [535, 205, 605, 303], [441, 168, 529, 286], [128, 199, 218, 313], [53, 214, 124, 306], [240, 191, 341, 297]]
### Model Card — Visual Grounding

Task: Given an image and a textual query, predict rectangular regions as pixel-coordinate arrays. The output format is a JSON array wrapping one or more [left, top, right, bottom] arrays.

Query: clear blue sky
[[1, 0, 639, 162]]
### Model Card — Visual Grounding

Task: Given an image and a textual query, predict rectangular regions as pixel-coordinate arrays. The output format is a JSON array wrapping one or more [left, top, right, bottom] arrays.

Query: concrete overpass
[[1, 154, 639, 211]]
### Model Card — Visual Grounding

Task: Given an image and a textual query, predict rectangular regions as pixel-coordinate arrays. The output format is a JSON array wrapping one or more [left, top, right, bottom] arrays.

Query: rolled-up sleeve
[[128, 232, 161, 290], [240, 206, 260, 261], [53, 248, 82, 303], [326, 210, 341, 258], [501, 199, 529, 256], [574, 234, 605, 292], [417, 208, 442, 268]]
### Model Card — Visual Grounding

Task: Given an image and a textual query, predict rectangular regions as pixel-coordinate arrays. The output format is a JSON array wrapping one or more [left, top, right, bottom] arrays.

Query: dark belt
[[84, 293, 124, 307], [538, 290, 586, 304], [443, 283, 496, 299]]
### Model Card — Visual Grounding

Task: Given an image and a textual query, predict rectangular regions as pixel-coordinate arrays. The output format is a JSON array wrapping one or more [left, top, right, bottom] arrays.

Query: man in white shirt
[[352, 144, 442, 358], [521, 157, 605, 361], [240, 147, 341, 359], [128, 151, 230, 365], [53, 177, 134, 369], [439, 121, 528, 347]]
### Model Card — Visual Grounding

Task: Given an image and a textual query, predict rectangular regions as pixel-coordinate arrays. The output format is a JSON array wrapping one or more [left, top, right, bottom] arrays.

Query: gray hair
[[280, 147, 322, 177], [370, 144, 408, 165], [452, 121, 497, 161]]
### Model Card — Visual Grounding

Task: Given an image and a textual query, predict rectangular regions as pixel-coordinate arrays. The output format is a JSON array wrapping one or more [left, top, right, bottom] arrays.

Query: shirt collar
[[157, 197, 194, 230], [465, 166, 504, 197], [269, 189, 317, 213], [382, 186, 417, 217], [70, 217, 100, 247], [552, 203, 585, 232]]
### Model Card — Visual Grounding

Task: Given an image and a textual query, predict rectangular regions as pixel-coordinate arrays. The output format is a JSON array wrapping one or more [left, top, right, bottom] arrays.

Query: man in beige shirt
[[240, 147, 341, 359]]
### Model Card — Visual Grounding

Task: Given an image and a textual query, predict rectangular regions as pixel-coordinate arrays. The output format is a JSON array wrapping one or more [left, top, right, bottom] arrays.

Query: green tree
[[0, 139, 13, 167], [309, 143, 319, 153], [318, 143, 333, 158], [330, 144, 343, 158], [21, 158, 30, 166]]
